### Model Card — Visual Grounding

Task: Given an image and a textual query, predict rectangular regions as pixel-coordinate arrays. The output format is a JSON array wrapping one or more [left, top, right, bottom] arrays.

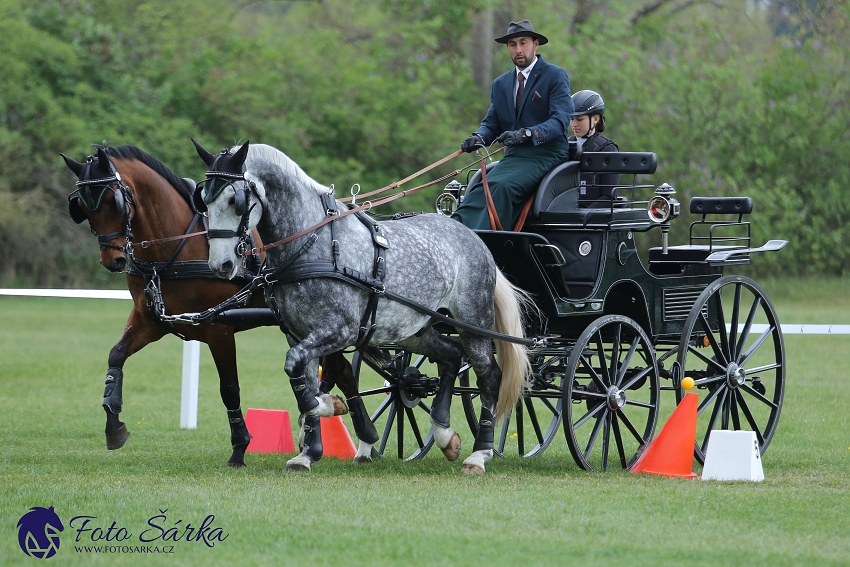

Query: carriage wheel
[[352, 347, 435, 460], [674, 276, 785, 464], [564, 315, 660, 472]]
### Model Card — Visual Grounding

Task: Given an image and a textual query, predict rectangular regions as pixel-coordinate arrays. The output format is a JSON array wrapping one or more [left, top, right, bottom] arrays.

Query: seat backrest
[[528, 161, 581, 220], [690, 196, 753, 215]]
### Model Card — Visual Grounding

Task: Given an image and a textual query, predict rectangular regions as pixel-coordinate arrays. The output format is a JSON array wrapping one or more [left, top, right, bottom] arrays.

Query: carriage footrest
[[648, 240, 787, 265], [648, 245, 746, 264]]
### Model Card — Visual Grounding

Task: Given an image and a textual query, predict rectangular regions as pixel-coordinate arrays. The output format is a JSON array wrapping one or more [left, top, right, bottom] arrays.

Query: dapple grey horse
[[193, 140, 531, 473]]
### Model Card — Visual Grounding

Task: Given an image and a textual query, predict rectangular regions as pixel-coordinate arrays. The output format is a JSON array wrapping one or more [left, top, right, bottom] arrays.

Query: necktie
[[516, 72, 525, 115]]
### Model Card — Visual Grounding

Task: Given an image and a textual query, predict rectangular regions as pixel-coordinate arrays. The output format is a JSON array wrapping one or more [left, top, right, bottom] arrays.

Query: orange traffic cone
[[320, 415, 357, 459], [631, 392, 698, 478], [244, 408, 296, 454]]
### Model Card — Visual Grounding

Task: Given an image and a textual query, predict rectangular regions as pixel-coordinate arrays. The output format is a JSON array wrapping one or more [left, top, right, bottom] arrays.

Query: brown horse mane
[[104, 145, 195, 208]]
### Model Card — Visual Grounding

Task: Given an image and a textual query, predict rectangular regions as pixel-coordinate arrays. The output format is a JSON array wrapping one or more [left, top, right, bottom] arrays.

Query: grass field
[[1, 277, 849, 566]]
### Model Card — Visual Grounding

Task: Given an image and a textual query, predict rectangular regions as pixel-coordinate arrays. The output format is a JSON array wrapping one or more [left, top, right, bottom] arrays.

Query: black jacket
[[569, 133, 619, 207]]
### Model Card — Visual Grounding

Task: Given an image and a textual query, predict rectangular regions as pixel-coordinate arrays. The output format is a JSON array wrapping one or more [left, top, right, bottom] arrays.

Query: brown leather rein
[[137, 146, 505, 254]]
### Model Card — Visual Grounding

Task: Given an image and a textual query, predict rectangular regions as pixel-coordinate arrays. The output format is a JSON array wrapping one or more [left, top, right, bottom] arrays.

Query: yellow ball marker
[[681, 376, 695, 390]]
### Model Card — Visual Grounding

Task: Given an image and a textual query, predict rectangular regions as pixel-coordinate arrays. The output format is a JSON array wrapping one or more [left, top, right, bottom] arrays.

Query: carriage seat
[[648, 197, 754, 264], [526, 152, 658, 227]]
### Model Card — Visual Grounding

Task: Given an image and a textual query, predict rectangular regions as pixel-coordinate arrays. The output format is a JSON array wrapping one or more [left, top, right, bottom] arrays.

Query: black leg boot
[[103, 368, 129, 450], [472, 406, 495, 452], [290, 375, 320, 414], [347, 396, 379, 445], [430, 374, 455, 428], [226, 408, 251, 467], [301, 415, 323, 463]]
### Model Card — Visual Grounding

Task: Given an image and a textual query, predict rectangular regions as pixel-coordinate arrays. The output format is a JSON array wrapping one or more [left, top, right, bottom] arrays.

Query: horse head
[[61, 147, 134, 272], [192, 139, 264, 280]]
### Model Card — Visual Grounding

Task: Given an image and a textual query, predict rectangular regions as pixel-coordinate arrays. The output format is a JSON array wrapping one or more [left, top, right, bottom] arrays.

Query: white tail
[[492, 270, 534, 421]]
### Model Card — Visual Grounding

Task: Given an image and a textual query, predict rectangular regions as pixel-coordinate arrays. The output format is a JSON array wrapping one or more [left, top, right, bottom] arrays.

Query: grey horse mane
[[242, 143, 328, 197]]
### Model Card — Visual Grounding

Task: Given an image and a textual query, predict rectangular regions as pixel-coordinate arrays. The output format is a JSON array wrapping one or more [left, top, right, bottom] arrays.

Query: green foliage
[[0, 0, 848, 286]]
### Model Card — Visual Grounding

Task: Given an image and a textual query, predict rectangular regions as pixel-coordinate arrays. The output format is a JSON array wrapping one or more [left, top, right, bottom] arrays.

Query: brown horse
[[61, 145, 364, 467]]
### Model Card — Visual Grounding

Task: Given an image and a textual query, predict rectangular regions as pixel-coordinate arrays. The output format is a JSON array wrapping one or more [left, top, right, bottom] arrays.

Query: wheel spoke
[[703, 388, 728, 454], [601, 413, 612, 471], [698, 312, 729, 366], [405, 407, 426, 449], [739, 327, 775, 367], [594, 330, 610, 385], [369, 395, 393, 422], [735, 296, 762, 363], [694, 372, 725, 388], [616, 337, 640, 387], [744, 362, 782, 375], [740, 383, 779, 409], [713, 291, 731, 363], [734, 390, 765, 445], [620, 364, 653, 391], [616, 410, 647, 446], [540, 396, 559, 416], [574, 401, 606, 431], [498, 413, 510, 454], [579, 354, 609, 394], [730, 390, 741, 430], [416, 400, 431, 415], [378, 402, 397, 455], [623, 398, 654, 409], [583, 412, 606, 459], [396, 400, 405, 459], [612, 414, 628, 469], [729, 283, 742, 360], [687, 344, 727, 373], [611, 323, 622, 383], [721, 388, 731, 430], [517, 402, 525, 455], [524, 397, 545, 445], [696, 384, 724, 417]]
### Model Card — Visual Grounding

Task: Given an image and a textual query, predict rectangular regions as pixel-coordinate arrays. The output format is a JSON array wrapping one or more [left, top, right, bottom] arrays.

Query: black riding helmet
[[571, 89, 606, 134]]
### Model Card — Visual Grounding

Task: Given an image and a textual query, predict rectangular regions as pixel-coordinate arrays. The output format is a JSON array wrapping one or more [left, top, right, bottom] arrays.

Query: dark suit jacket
[[474, 56, 573, 147]]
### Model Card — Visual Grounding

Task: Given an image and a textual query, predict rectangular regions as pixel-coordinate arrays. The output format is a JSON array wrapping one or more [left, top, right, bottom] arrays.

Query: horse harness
[[69, 152, 258, 338], [259, 191, 389, 348], [196, 165, 538, 348], [196, 162, 389, 348]]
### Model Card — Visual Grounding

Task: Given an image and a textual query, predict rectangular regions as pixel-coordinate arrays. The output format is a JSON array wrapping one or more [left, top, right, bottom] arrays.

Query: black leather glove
[[461, 134, 485, 153], [497, 129, 529, 147]]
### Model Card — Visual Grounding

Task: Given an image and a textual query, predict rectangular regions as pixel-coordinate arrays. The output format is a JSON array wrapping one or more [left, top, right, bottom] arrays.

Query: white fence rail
[[3, 288, 849, 430]]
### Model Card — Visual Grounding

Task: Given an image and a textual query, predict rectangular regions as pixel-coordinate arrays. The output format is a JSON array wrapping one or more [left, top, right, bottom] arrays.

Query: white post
[[180, 340, 200, 429]]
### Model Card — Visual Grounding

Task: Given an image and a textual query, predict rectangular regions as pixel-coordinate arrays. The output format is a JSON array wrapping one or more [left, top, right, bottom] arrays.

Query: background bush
[[1, 0, 847, 286]]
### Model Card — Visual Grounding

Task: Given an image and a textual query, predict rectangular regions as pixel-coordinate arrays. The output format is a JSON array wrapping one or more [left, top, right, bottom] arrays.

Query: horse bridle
[[193, 150, 259, 258], [67, 154, 135, 253]]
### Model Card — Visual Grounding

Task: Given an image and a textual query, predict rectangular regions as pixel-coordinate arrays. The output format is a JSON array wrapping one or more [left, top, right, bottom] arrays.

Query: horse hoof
[[105, 425, 129, 450], [462, 463, 485, 474], [440, 433, 462, 461], [353, 455, 373, 465], [285, 462, 311, 472], [331, 395, 349, 416], [226, 460, 246, 468]]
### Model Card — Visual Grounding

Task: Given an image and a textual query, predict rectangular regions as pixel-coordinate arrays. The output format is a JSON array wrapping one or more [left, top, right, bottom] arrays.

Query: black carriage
[[339, 145, 787, 471]]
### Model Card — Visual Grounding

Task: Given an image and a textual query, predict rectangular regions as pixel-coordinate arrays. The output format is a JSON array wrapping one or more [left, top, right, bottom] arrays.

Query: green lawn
[[1, 278, 848, 566]]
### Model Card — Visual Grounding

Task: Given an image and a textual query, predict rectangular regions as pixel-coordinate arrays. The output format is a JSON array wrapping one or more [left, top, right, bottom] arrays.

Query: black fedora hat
[[495, 19, 548, 45]]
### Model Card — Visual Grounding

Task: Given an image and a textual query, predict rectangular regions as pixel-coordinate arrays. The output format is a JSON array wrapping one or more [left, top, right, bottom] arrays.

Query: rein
[[242, 146, 505, 257]]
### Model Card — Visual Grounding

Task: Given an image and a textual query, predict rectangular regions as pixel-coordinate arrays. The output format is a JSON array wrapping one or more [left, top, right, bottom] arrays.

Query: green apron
[[452, 140, 569, 231]]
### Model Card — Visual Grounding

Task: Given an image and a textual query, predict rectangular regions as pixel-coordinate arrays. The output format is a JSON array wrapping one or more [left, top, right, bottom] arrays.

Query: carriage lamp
[[436, 180, 463, 216], [647, 183, 680, 254]]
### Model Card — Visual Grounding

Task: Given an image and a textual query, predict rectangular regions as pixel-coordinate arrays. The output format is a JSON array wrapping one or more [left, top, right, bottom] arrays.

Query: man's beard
[[513, 52, 534, 69]]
